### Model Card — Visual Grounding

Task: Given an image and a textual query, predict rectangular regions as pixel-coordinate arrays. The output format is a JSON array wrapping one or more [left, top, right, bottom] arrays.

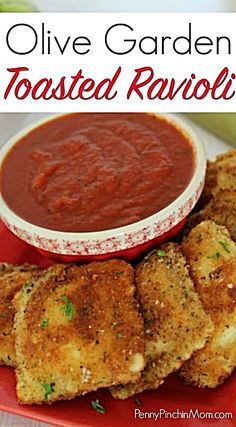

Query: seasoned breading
[[0, 263, 40, 367], [0, 262, 38, 277], [180, 220, 236, 387], [182, 221, 236, 288], [14, 260, 145, 405], [111, 243, 213, 399], [185, 189, 236, 241], [200, 150, 236, 208]]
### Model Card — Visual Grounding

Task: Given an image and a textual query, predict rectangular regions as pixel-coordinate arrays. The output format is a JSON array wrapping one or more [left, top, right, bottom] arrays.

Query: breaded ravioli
[[180, 221, 236, 387], [200, 150, 236, 208], [186, 189, 236, 241], [14, 261, 145, 405], [111, 244, 213, 399], [0, 263, 40, 367]]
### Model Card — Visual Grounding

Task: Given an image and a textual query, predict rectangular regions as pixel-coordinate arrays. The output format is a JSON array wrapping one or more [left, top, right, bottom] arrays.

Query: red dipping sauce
[[0, 113, 195, 232]]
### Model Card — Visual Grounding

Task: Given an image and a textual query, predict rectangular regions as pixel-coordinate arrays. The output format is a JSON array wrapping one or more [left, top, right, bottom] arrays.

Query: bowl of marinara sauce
[[0, 113, 205, 262]]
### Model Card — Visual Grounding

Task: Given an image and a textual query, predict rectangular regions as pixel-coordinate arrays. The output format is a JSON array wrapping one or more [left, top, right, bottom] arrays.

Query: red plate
[[0, 220, 235, 427]]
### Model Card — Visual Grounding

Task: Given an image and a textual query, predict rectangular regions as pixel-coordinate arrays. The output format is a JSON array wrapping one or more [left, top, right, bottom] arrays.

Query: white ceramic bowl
[[0, 113, 206, 262]]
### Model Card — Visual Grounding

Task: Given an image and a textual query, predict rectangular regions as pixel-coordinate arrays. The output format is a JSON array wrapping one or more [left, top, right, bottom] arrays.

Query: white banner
[[0, 12, 235, 111]]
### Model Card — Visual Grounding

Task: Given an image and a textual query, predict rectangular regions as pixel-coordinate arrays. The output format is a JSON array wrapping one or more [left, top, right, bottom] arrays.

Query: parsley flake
[[61, 296, 75, 320], [42, 382, 55, 400], [91, 399, 106, 414], [207, 252, 221, 260], [41, 318, 49, 329], [157, 249, 166, 257], [134, 397, 142, 406], [146, 249, 167, 259], [23, 282, 30, 289], [184, 289, 188, 298], [219, 241, 230, 253]]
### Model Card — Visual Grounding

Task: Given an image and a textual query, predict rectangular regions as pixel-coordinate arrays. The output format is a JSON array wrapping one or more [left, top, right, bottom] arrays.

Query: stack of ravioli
[[0, 150, 236, 405]]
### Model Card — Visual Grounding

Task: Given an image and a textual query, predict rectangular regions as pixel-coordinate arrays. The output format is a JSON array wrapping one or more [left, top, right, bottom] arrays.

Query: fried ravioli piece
[[182, 221, 236, 288], [200, 150, 236, 208], [180, 221, 236, 387], [0, 263, 40, 367], [15, 260, 145, 405], [111, 244, 213, 399], [185, 189, 236, 241]]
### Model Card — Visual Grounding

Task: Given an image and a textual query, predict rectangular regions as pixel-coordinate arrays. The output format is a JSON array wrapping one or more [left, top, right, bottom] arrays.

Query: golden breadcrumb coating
[[186, 189, 236, 241], [0, 263, 40, 367], [111, 244, 213, 399], [200, 150, 236, 208], [180, 221, 236, 387], [15, 261, 145, 404]]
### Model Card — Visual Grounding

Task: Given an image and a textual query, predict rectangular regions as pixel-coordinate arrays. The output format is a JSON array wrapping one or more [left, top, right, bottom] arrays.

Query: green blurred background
[[0, 0, 37, 12], [187, 114, 236, 145]]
